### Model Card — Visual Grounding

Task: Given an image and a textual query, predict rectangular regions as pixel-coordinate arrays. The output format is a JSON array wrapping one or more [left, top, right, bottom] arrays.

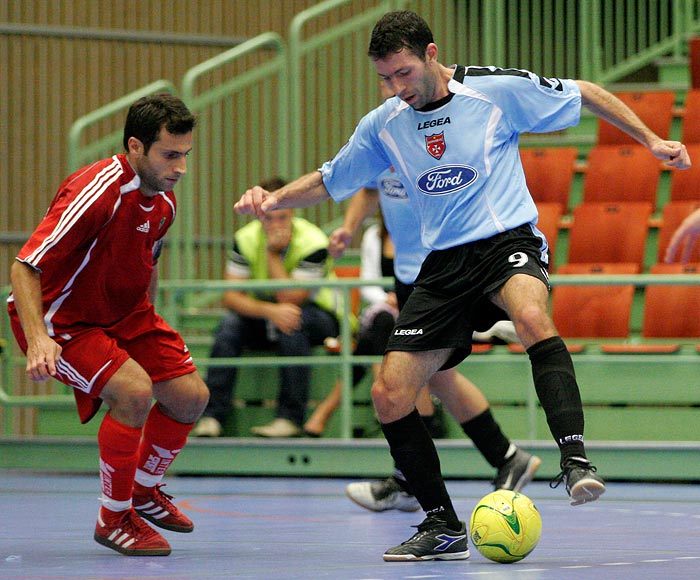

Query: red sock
[[98, 412, 142, 513], [134, 404, 193, 491]]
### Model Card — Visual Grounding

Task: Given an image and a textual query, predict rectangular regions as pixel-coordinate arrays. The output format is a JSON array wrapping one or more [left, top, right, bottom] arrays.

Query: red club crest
[[425, 132, 446, 160]]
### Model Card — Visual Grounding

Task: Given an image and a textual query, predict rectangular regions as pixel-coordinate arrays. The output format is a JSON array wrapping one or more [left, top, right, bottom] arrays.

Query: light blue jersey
[[369, 168, 427, 285], [320, 65, 581, 252]]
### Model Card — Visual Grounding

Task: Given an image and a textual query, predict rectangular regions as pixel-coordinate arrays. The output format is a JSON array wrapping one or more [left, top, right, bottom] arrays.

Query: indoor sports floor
[[2, 473, 700, 580]]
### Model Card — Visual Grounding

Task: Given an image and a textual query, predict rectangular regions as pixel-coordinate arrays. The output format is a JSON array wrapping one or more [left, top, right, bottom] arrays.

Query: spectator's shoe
[[346, 477, 421, 512], [493, 446, 542, 492], [191, 416, 222, 437], [550, 456, 606, 505], [383, 515, 469, 561], [94, 508, 171, 556], [133, 483, 194, 533], [472, 320, 520, 344], [250, 418, 302, 438]]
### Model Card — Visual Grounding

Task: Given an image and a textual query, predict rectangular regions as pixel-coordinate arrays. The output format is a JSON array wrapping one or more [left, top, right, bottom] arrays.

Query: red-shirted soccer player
[[7, 94, 209, 556]]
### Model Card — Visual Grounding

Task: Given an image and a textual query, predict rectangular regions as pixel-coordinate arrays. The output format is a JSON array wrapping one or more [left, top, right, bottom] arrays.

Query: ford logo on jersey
[[379, 176, 408, 199], [416, 165, 478, 195]]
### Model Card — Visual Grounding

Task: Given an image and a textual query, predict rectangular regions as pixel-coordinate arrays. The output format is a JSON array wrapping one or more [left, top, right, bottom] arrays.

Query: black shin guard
[[527, 336, 586, 462], [381, 409, 459, 526]]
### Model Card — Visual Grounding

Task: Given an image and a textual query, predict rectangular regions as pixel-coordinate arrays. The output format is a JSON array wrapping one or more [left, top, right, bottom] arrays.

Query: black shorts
[[394, 279, 509, 332], [385, 224, 550, 369]]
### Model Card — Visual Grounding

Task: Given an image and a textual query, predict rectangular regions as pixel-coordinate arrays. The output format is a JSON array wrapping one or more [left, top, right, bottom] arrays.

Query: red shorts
[[11, 302, 197, 421]]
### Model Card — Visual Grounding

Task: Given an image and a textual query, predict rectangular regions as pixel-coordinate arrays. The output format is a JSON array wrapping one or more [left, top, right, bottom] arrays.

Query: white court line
[[602, 562, 634, 566]]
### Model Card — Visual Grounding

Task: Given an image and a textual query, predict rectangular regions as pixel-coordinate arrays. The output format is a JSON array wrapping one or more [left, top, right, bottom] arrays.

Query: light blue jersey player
[[235, 10, 690, 562]]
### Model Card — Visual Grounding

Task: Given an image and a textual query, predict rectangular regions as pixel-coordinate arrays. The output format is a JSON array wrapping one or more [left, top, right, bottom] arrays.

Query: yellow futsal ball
[[469, 489, 542, 563]]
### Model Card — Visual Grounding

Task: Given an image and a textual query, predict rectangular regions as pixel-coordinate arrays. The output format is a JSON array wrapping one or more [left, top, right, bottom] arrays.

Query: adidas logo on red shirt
[[136, 221, 150, 233]]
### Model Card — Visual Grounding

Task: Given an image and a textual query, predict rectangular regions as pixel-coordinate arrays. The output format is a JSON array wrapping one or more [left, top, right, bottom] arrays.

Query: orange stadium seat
[[669, 143, 700, 201], [552, 263, 637, 339], [520, 146, 578, 211], [690, 38, 700, 90], [681, 89, 700, 143], [600, 263, 700, 353], [566, 202, 652, 269], [582, 145, 661, 206], [642, 263, 700, 338], [656, 201, 700, 263], [597, 90, 676, 145]]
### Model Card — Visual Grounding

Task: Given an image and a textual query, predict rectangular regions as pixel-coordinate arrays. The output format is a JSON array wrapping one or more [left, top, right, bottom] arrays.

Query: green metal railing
[[3, 274, 700, 439], [177, 32, 288, 281], [287, 0, 407, 179], [454, 0, 700, 81]]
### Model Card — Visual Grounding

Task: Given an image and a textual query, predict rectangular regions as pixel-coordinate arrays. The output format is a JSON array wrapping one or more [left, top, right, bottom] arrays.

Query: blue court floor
[[1, 472, 700, 579]]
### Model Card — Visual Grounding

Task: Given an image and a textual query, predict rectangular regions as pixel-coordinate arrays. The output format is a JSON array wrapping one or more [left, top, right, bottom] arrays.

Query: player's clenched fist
[[234, 186, 279, 217]]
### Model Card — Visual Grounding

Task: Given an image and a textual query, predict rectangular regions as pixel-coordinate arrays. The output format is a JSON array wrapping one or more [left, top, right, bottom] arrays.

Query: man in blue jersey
[[235, 10, 691, 562]]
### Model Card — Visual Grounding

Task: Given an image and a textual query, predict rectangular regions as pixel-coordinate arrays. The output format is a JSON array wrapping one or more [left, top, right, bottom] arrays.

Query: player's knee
[[371, 377, 411, 419], [103, 381, 153, 426], [188, 376, 210, 416], [514, 304, 556, 342], [154, 373, 210, 423]]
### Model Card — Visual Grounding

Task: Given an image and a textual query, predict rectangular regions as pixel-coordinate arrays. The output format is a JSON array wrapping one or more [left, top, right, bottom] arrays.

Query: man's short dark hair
[[368, 10, 434, 61], [123, 93, 197, 153], [259, 176, 287, 191]]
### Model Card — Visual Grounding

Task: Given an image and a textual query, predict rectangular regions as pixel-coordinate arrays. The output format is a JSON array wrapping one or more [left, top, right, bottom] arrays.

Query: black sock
[[381, 409, 460, 528], [528, 336, 586, 463], [420, 411, 447, 439], [461, 408, 512, 467]]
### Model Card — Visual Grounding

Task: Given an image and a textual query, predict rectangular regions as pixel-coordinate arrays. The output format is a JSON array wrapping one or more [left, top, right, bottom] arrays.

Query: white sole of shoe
[[569, 479, 606, 505], [511, 455, 543, 492], [383, 549, 470, 562], [345, 487, 421, 513]]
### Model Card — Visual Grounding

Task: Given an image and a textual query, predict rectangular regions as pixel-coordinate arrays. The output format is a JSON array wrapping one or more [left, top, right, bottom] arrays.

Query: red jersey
[[8, 154, 176, 335]]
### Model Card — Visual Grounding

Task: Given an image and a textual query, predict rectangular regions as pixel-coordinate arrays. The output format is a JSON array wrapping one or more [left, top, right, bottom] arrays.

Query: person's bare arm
[[328, 188, 380, 259], [221, 271, 302, 335], [234, 171, 331, 217], [10, 261, 62, 381], [576, 80, 691, 169], [664, 208, 700, 263], [265, 250, 310, 306]]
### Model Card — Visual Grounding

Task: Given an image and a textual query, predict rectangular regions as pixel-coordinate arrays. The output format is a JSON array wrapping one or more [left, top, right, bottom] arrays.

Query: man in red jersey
[[7, 94, 209, 557]]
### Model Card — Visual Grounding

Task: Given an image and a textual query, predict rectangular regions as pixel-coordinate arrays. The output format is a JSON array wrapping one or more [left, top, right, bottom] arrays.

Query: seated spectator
[[192, 177, 340, 438]]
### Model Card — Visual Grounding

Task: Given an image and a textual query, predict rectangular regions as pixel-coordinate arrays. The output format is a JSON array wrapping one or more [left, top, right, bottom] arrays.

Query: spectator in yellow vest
[[192, 177, 341, 438]]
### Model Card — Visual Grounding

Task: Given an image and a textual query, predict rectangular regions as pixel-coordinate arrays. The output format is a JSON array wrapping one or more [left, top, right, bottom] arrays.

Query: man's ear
[[127, 136, 144, 156]]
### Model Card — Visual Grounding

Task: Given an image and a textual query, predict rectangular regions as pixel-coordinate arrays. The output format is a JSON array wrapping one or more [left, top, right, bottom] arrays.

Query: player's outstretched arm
[[234, 171, 332, 218], [576, 80, 691, 169], [664, 208, 700, 263]]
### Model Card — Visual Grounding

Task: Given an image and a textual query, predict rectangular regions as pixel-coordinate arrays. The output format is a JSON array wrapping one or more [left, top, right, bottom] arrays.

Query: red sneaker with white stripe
[[94, 508, 171, 556], [133, 483, 194, 533]]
